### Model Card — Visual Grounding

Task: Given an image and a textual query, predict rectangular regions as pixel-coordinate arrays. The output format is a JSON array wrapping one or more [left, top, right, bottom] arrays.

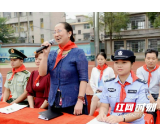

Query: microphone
[[34, 39, 55, 54]]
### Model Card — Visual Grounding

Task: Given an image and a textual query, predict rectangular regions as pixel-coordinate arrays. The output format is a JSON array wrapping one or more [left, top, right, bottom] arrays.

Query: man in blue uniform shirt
[[97, 49, 150, 124]]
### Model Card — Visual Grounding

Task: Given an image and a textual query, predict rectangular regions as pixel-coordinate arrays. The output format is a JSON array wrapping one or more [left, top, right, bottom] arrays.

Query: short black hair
[[145, 49, 158, 58], [96, 52, 107, 59]]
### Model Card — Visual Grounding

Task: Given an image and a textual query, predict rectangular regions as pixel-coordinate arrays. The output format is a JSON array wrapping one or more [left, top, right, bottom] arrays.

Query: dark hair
[[96, 52, 107, 59], [145, 49, 158, 58], [35, 51, 43, 58], [59, 22, 75, 42]]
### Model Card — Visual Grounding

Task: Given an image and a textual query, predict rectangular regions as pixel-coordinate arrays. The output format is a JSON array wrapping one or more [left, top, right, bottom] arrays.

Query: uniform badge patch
[[128, 90, 137, 93], [108, 88, 116, 92], [26, 77, 29, 82], [11, 49, 14, 53]]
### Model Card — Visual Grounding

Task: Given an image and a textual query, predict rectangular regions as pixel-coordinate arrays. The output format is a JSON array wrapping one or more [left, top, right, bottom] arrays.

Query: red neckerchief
[[52, 40, 77, 70], [8, 64, 26, 81], [96, 64, 108, 80], [143, 64, 159, 87], [118, 70, 138, 102]]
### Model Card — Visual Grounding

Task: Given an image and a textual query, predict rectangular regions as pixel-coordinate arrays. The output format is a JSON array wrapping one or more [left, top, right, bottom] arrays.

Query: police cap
[[8, 48, 27, 60], [111, 49, 136, 62]]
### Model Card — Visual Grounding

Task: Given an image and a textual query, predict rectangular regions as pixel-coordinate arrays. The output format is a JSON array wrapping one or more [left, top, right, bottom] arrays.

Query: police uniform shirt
[[100, 73, 149, 124], [4, 70, 30, 101], [136, 66, 160, 94], [0, 73, 3, 100]]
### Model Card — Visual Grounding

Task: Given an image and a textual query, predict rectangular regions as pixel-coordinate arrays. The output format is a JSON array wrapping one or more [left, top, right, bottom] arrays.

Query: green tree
[[147, 12, 160, 28], [102, 12, 130, 55], [0, 17, 17, 43], [86, 12, 130, 56]]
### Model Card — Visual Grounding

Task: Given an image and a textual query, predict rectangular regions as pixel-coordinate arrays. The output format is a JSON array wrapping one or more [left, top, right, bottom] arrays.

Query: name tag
[[128, 90, 137, 93], [108, 88, 116, 92]]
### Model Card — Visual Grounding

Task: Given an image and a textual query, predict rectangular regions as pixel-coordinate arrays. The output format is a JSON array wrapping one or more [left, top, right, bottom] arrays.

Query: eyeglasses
[[53, 30, 62, 34]]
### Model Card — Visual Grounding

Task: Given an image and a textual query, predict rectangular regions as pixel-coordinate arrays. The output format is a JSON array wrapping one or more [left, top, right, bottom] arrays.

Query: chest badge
[[108, 88, 116, 92], [128, 90, 137, 93]]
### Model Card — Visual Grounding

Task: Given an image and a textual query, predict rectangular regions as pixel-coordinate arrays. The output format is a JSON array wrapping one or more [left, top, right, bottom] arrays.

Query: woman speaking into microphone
[[39, 22, 88, 115]]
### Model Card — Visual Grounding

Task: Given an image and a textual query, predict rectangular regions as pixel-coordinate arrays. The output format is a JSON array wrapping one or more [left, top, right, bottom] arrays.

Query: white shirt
[[136, 66, 160, 94], [90, 67, 115, 94]]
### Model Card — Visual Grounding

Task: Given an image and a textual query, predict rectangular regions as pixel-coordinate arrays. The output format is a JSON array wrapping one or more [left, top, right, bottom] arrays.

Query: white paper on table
[[87, 118, 109, 124], [0, 103, 27, 114], [87, 118, 118, 124]]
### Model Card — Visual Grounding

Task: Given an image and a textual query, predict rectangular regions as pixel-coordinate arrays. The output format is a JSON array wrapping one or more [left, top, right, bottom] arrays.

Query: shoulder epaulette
[[22, 70, 29, 74], [104, 78, 115, 82], [7, 71, 12, 74], [136, 78, 147, 84]]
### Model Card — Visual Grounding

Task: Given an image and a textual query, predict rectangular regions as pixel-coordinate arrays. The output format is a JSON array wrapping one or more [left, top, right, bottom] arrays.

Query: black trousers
[[147, 94, 159, 124]]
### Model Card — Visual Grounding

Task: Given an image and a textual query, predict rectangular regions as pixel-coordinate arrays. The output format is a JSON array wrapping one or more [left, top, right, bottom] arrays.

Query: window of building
[[19, 12, 23, 17], [127, 15, 145, 30], [114, 41, 124, 52], [84, 24, 90, 29], [32, 35, 34, 43], [14, 12, 17, 17], [78, 39, 81, 41], [41, 34, 44, 43], [29, 12, 32, 16], [148, 21, 154, 28], [3, 12, 11, 19], [29, 21, 33, 31], [78, 18, 81, 22], [12, 23, 18, 33], [40, 18, 44, 28], [127, 40, 145, 53], [148, 39, 160, 52], [78, 30, 81, 34], [72, 25, 75, 30], [83, 33, 90, 40]]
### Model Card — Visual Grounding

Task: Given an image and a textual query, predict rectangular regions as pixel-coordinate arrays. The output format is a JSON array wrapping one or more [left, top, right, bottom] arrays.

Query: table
[[0, 102, 131, 124], [0, 102, 95, 124]]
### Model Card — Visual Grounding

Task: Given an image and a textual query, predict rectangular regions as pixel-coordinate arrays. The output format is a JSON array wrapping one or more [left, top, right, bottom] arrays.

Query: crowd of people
[[0, 22, 160, 124]]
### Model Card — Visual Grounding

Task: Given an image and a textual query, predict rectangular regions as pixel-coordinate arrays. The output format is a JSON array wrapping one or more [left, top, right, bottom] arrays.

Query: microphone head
[[49, 39, 55, 45]]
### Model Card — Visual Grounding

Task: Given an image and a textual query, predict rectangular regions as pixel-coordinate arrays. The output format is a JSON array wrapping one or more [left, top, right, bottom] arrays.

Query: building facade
[[0, 12, 65, 43], [105, 12, 160, 60], [67, 13, 160, 60]]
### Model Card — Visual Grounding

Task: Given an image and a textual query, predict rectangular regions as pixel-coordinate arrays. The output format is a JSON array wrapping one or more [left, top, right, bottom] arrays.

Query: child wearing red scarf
[[89, 52, 115, 116], [3, 48, 30, 105]]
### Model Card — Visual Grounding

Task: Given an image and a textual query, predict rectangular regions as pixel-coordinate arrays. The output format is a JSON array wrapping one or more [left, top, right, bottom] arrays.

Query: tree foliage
[[147, 12, 160, 28], [86, 12, 130, 55], [0, 17, 17, 43]]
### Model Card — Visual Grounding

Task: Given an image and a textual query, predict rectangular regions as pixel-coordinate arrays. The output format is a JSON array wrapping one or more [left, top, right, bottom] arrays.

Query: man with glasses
[[136, 48, 160, 123]]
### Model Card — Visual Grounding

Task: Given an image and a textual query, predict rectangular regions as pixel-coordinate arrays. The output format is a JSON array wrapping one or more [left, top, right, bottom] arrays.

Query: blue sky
[[65, 12, 92, 19]]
